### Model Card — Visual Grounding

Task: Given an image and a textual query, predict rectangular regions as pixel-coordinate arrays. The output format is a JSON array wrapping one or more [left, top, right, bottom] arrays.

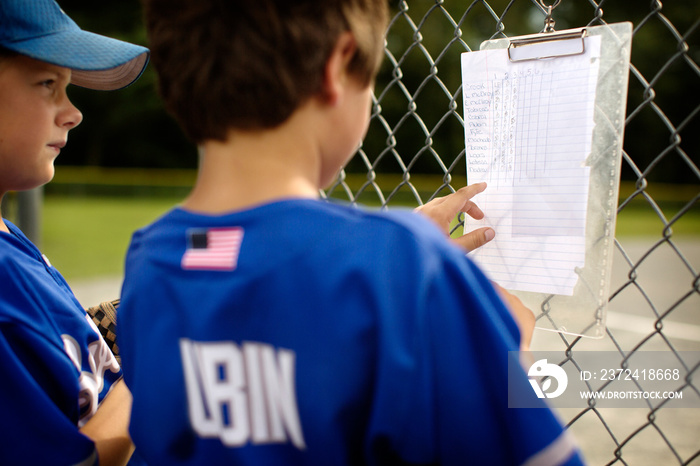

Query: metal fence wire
[[325, 1, 700, 464]]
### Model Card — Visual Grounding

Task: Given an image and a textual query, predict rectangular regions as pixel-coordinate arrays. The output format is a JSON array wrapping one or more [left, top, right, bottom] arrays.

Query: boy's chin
[[32, 167, 56, 190]]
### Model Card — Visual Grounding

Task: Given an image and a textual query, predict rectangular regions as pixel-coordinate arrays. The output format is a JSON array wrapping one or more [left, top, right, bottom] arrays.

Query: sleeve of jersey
[[368, 235, 584, 466], [428, 255, 583, 465], [0, 322, 97, 465]]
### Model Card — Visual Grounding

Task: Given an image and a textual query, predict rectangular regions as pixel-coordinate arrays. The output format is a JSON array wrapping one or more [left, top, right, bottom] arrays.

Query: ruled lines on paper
[[462, 35, 602, 295]]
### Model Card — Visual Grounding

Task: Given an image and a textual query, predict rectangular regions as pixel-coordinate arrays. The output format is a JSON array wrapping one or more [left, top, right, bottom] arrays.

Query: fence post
[[16, 187, 43, 249]]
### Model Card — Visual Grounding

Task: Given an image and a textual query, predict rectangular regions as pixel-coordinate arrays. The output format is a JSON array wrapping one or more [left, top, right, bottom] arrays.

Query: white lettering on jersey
[[180, 339, 306, 449], [62, 316, 121, 426]]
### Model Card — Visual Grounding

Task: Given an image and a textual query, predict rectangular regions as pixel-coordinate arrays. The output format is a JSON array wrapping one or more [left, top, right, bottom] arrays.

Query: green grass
[[615, 203, 700, 238], [42, 195, 181, 280], [39, 190, 698, 281]]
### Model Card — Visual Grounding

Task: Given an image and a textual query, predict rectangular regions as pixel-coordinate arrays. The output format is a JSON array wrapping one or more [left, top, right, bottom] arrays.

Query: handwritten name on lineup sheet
[[461, 35, 602, 296]]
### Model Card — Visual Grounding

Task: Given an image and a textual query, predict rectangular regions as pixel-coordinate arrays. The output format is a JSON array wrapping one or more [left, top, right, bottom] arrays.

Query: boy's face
[[0, 55, 82, 193], [320, 78, 373, 188]]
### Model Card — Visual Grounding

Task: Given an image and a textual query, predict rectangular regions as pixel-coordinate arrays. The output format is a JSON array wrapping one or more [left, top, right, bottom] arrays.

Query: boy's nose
[[60, 98, 83, 130]]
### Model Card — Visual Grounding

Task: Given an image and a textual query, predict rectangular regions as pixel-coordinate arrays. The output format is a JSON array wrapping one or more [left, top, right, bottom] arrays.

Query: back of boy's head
[[142, 0, 389, 144]]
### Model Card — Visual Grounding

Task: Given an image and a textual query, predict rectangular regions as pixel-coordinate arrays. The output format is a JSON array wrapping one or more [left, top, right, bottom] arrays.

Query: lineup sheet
[[462, 35, 602, 296]]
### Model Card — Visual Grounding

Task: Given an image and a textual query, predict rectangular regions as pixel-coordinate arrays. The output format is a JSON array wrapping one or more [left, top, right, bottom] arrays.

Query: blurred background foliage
[[56, 0, 699, 184], [59, 0, 197, 170]]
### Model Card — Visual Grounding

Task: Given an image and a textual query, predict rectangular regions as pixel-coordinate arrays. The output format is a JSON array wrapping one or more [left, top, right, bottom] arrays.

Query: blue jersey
[[0, 220, 122, 465], [120, 199, 583, 465]]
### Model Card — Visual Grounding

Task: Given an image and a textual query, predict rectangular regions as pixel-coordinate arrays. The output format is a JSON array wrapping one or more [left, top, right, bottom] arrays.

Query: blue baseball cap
[[0, 0, 149, 90]]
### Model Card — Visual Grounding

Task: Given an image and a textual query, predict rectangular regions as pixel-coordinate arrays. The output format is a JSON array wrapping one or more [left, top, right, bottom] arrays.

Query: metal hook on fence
[[537, 0, 562, 32]]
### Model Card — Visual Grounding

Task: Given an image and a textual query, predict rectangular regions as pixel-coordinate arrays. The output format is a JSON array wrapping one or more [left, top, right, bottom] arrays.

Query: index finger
[[444, 182, 487, 213]]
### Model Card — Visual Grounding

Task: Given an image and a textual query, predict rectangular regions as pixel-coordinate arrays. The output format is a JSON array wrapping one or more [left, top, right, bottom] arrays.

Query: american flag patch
[[181, 227, 244, 271]]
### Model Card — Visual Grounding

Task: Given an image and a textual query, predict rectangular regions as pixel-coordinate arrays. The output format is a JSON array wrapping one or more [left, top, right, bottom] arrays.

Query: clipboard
[[461, 22, 633, 338]]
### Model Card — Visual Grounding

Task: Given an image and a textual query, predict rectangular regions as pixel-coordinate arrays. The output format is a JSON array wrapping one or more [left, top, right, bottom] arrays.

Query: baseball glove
[[86, 299, 121, 365]]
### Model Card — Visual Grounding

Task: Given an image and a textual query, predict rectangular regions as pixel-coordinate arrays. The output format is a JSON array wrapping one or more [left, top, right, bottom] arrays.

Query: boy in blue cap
[[119, 0, 583, 464], [0, 0, 148, 464]]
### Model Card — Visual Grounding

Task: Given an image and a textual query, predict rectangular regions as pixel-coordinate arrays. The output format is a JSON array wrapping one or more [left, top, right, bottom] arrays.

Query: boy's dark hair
[[142, 0, 389, 143]]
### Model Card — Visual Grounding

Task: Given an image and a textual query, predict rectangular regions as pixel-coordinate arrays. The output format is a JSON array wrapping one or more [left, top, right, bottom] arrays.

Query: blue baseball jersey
[[0, 220, 123, 465], [120, 199, 584, 465]]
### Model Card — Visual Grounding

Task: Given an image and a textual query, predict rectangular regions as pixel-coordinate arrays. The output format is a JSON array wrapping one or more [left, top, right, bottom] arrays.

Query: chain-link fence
[[326, 1, 699, 464]]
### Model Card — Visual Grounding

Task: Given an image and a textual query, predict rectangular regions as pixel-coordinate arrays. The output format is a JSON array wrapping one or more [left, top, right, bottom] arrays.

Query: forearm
[[492, 283, 535, 351], [79, 378, 135, 466]]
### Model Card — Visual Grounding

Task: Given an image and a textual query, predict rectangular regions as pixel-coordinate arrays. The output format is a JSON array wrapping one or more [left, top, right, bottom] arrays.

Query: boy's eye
[[36, 77, 60, 90]]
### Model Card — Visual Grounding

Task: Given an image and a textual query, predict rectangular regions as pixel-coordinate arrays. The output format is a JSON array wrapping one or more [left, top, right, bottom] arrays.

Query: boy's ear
[[322, 31, 358, 106]]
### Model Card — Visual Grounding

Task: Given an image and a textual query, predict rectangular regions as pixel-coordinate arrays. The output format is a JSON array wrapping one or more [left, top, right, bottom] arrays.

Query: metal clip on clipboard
[[507, 28, 587, 62], [506, 0, 586, 62]]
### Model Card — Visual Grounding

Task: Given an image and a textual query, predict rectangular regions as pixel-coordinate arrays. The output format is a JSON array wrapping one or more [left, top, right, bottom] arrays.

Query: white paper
[[462, 35, 602, 295]]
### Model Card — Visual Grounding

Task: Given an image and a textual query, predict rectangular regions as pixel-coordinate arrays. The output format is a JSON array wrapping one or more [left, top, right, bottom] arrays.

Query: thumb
[[450, 227, 495, 252]]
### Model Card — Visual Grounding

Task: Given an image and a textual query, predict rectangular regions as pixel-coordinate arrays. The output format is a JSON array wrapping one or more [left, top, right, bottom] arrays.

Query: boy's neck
[[181, 103, 324, 214]]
